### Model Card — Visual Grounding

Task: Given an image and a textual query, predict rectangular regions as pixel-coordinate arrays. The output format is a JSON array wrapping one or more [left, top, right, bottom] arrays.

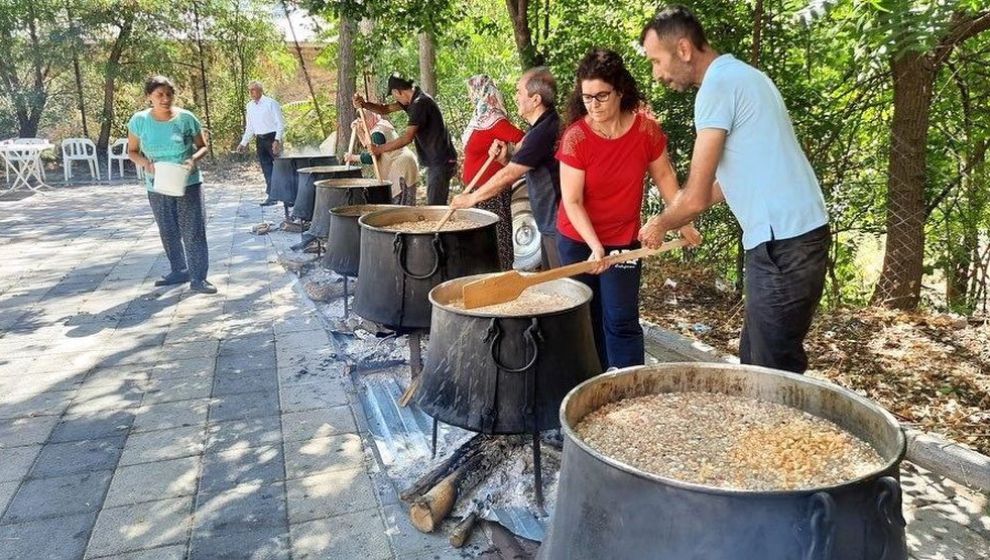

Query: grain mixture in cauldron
[[448, 289, 578, 315], [383, 218, 478, 232], [574, 392, 885, 490]]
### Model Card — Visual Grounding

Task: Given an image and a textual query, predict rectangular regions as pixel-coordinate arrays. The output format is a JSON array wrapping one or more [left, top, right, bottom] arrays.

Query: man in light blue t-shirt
[[638, 5, 830, 374]]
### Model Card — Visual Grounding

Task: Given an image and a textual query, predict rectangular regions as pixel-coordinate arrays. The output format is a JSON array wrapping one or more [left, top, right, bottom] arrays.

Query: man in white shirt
[[236, 81, 285, 206]]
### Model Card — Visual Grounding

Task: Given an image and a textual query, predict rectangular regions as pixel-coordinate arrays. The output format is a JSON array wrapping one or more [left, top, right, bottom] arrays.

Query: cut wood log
[[400, 434, 489, 502], [449, 511, 478, 548], [407, 436, 519, 533], [398, 376, 421, 407]]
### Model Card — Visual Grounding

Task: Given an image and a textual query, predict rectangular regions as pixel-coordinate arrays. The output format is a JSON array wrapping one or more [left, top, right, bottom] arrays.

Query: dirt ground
[[641, 258, 990, 456]]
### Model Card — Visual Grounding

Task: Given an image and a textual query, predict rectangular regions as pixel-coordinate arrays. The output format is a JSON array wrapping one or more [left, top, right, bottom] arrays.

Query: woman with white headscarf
[[345, 111, 420, 205], [461, 75, 524, 270]]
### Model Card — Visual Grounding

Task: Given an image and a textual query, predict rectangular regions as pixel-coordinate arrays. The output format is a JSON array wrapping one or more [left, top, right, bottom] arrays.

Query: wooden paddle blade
[[461, 271, 529, 309]]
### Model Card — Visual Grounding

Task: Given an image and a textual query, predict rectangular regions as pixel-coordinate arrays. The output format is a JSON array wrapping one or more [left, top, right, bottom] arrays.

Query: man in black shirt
[[353, 74, 458, 205], [450, 67, 562, 269]]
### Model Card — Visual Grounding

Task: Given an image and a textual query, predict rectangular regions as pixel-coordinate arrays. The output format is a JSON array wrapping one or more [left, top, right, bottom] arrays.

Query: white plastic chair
[[62, 138, 101, 182], [107, 138, 142, 180]]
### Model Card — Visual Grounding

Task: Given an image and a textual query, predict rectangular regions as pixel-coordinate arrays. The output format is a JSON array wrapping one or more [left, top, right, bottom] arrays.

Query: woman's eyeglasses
[[581, 90, 614, 105]]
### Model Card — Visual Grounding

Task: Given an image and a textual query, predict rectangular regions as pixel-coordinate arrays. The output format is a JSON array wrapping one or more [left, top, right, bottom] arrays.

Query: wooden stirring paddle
[[433, 146, 499, 232], [460, 238, 689, 309]]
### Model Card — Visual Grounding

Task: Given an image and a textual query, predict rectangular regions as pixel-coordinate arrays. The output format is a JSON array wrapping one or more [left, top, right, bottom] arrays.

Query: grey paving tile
[[142, 374, 213, 404], [188, 525, 290, 560], [0, 415, 59, 447], [279, 379, 349, 412], [215, 351, 277, 377], [161, 340, 220, 361], [84, 544, 186, 560], [81, 366, 152, 389], [383, 503, 480, 558], [150, 356, 216, 380], [118, 425, 205, 466], [209, 390, 280, 423], [2, 470, 112, 523], [280, 406, 357, 443], [194, 482, 287, 532], [0, 511, 97, 560], [205, 415, 282, 454], [0, 481, 18, 515], [283, 434, 365, 479], [200, 444, 285, 492], [0, 390, 74, 420], [28, 436, 124, 478], [212, 369, 278, 396], [104, 456, 199, 507], [49, 410, 135, 443], [131, 399, 209, 433], [218, 334, 275, 356], [66, 383, 144, 415], [85, 497, 194, 558], [289, 508, 391, 560], [285, 467, 378, 524]]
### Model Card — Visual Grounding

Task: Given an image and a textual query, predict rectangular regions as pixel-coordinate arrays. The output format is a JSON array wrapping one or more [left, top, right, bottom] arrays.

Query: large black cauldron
[[292, 165, 362, 221], [539, 362, 908, 560], [310, 178, 391, 240], [418, 275, 601, 434], [353, 207, 500, 329], [322, 204, 400, 276], [269, 154, 336, 204]]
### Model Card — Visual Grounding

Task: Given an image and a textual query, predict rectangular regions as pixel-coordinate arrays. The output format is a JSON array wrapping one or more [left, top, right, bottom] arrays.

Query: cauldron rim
[[428, 273, 593, 319], [358, 206, 499, 234], [297, 165, 362, 174], [559, 362, 907, 497], [314, 178, 391, 189], [330, 203, 401, 218], [277, 153, 335, 159]]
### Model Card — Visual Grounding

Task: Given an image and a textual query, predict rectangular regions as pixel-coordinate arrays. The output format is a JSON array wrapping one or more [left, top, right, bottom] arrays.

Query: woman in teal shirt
[[127, 75, 215, 294]]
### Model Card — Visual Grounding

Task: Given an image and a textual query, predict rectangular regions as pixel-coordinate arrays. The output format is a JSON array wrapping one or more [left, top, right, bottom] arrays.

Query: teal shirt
[[695, 54, 828, 250], [127, 108, 203, 191]]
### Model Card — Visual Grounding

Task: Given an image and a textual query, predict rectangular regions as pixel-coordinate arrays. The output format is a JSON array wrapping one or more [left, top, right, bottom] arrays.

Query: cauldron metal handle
[[393, 233, 444, 280], [875, 476, 906, 560], [485, 318, 542, 373], [803, 491, 835, 560]]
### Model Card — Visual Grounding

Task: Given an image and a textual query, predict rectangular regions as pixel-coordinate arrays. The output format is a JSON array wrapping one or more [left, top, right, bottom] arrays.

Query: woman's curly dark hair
[[566, 48, 644, 125]]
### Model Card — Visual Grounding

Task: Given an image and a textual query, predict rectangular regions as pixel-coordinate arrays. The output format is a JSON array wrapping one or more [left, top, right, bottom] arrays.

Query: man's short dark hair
[[639, 5, 709, 51], [523, 67, 557, 109], [387, 73, 414, 93]]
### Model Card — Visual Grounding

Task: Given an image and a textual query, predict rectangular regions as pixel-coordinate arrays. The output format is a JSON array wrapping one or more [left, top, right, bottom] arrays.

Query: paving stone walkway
[[0, 178, 461, 559], [1, 176, 987, 560]]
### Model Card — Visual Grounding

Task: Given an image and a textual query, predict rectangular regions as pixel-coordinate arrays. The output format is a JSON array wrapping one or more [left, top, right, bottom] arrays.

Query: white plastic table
[[0, 141, 54, 192]]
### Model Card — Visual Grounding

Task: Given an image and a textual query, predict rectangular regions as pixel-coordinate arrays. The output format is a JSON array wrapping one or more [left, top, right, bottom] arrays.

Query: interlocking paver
[[28, 437, 124, 479], [289, 508, 392, 560], [85, 496, 194, 558], [118, 425, 206, 466], [104, 456, 199, 507], [0, 415, 59, 447], [205, 415, 282, 454], [199, 443, 285, 492], [0, 512, 96, 560], [2, 470, 112, 523], [279, 380, 350, 413], [131, 399, 210, 433], [193, 481, 287, 532], [280, 406, 357, 443], [209, 390, 280, 423], [285, 467, 378, 524], [283, 434, 365, 480]]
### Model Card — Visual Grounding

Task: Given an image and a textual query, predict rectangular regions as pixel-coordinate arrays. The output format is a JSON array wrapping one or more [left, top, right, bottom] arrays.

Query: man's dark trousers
[[256, 132, 277, 196], [740, 225, 830, 373]]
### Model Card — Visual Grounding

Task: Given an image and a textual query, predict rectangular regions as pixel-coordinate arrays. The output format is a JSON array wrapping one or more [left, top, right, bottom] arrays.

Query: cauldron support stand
[[342, 275, 350, 317]]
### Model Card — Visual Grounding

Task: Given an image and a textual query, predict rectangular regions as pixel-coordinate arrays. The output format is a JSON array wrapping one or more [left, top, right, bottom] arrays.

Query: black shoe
[[259, 199, 277, 207], [189, 280, 218, 294], [155, 270, 190, 286]]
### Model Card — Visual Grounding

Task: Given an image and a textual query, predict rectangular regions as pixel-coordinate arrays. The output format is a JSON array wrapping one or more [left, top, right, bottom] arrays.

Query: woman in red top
[[556, 49, 700, 368], [462, 75, 525, 270]]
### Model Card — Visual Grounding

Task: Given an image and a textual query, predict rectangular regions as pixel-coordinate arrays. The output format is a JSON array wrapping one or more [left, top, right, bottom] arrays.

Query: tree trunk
[[65, 4, 89, 138], [871, 52, 934, 309], [282, 0, 328, 139], [418, 31, 437, 97], [192, 1, 215, 160], [504, 0, 543, 70], [97, 15, 134, 154], [336, 14, 357, 158]]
